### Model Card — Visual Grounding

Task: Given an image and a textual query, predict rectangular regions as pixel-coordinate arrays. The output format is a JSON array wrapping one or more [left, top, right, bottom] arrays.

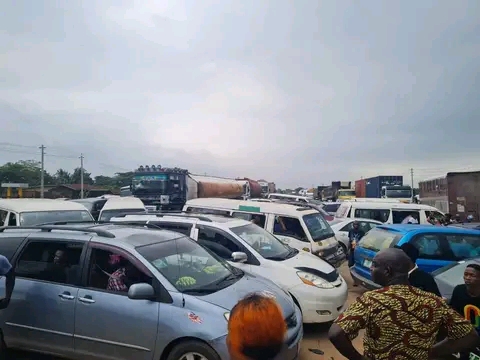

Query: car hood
[[199, 273, 295, 318], [281, 250, 335, 272]]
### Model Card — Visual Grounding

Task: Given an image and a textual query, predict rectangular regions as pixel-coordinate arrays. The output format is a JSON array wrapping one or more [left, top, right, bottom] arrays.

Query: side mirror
[[231, 252, 248, 263], [127, 283, 155, 300]]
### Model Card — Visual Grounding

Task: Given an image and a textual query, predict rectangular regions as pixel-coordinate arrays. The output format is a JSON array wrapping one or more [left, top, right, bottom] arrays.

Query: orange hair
[[227, 293, 287, 360]]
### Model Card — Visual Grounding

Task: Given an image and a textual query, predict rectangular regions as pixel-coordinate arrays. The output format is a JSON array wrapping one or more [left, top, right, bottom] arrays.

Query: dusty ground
[[299, 263, 366, 360]]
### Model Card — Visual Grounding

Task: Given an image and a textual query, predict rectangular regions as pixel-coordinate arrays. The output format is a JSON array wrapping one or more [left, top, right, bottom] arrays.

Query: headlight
[[296, 271, 334, 289], [224, 312, 230, 321]]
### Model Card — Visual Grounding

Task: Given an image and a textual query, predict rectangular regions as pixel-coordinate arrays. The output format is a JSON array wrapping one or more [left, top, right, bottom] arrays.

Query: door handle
[[58, 292, 75, 300], [78, 295, 95, 304]]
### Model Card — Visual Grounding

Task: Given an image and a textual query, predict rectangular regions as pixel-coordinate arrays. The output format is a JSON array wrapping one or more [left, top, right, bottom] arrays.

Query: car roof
[[101, 197, 145, 211], [110, 213, 251, 228], [185, 198, 318, 216], [339, 201, 439, 211], [0, 198, 90, 213], [0, 223, 185, 249], [70, 198, 105, 204], [377, 224, 480, 235]]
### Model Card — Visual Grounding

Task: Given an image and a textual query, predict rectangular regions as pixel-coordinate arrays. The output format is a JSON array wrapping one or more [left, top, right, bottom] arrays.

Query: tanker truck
[[129, 165, 251, 210]]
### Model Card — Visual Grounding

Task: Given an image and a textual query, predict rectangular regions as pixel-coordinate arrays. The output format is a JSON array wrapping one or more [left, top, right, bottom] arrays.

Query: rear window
[[333, 204, 348, 217], [358, 228, 401, 252]]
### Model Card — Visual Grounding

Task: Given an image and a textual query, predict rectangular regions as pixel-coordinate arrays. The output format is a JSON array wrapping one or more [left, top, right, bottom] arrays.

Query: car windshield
[[99, 208, 146, 221], [230, 223, 296, 260], [19, 210, 93, 226], [358, 228, 401, 251], [303, 213, 336, 244], [137, 236, 241, 294]]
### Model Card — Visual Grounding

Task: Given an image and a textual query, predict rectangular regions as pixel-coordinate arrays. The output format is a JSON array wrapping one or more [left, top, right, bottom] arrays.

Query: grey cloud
[[1, 0, 479, 188]]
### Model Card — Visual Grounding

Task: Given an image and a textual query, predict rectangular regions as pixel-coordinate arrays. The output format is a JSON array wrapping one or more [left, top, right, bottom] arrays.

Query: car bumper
[[349, 266, 380, 290], [318, 246, 346, 268], [290, 277, 348, 323], [209, 305, 303, 360]]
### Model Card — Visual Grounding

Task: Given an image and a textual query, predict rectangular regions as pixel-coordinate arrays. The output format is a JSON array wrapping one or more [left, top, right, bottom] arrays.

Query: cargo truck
[[322, 181, 354, 201], [364, 175, 412, 202], [129, 165, 252, 210], [419, 171, 480, 221]]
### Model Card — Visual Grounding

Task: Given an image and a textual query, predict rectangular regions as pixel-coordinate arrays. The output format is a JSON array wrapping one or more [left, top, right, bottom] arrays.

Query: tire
[[166, 340, 221, 360]]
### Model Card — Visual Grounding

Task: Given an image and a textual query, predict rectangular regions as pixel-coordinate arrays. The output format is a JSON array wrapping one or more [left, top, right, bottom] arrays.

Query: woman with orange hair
[[227, 293, 287, 360]]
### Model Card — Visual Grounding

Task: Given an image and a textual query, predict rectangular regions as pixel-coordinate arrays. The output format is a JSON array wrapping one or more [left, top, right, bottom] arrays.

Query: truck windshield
[[385, 189, 411, 198], [338, 190, 355, 196]]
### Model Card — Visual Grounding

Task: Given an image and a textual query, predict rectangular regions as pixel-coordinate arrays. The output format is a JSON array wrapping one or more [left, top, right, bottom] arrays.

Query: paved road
[[299, 263, 366, 360], [8, 264, 364, 360]]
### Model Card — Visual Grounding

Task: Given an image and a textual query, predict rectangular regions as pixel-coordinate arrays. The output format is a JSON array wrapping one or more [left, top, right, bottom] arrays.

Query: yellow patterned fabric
[[335, 285, 473, 359]]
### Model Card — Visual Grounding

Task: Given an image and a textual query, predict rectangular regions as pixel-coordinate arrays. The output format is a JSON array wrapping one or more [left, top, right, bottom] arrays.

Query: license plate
[[363, 259, 372, 268]]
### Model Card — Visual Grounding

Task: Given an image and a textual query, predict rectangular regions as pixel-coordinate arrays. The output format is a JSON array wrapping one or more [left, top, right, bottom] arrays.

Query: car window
[[358, 228, 401, 252], [86, 247, 152, 294], [148, 222, 192, 236], [231, 212, 266, 227], [303, 213, 336, 244], [411, 234, 456, 260], [137, 236, 238, 294], [7, 212, 17, 226], [230, 223, 290, 259], [197, 226, 241, 259], [446, 234, 480, 259], [433, 261, 473, 285], [16, 240, 84, 285], [99, 208, 145, 222], [273, 216, 308, 242], [20, 210, 93, 225], [354, 209, 390, 223], [0, 210, 7, 226], [185, 207, 231, 216], [339, 222, 353, 232], [325, 203, 341, 214], [392, 210, 420, 224]]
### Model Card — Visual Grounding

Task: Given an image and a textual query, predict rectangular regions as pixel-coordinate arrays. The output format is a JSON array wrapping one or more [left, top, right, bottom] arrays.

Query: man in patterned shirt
[[328, 248, 478, 360]]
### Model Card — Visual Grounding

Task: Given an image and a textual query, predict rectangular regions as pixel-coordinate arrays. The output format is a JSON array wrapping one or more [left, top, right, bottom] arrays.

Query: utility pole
[[39, 145, 45, 198], [80, 153, 84, 199], [410, 168, 414, 200]]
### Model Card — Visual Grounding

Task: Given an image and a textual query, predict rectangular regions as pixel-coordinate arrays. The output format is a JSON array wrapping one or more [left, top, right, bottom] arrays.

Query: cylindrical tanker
[[187, 175, 244, 200], [236, 178, 262, 198]]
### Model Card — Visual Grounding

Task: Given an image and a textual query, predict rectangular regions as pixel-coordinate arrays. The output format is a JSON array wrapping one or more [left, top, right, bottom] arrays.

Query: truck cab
[[381, 185, 413, 203]]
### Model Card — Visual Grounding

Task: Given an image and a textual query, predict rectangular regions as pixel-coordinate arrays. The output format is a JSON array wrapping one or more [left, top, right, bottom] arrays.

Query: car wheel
[[339, 242, 348, 255], [167, 340, 221, 360]]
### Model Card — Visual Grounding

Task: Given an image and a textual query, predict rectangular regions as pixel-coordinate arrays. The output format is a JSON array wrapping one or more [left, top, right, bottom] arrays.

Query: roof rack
[[0, 225, 115, 238], [37, 220, 97, 226], [111, 212, 213, 222], [104, 221, 164, 230]]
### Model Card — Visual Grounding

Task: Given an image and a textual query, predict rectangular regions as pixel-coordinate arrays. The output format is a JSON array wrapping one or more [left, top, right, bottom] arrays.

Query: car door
[[410, 234, 456, 273], [3, 235, 87, 357], [74, 242, 159, 360]]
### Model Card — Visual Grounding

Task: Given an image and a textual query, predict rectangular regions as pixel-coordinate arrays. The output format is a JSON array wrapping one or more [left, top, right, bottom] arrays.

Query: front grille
[[323, 245, 338, 257], [285, 313, 297, 328]]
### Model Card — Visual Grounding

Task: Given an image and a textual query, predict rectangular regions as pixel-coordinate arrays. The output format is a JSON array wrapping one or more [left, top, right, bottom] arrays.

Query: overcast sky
[[1, 1, 479, 188]]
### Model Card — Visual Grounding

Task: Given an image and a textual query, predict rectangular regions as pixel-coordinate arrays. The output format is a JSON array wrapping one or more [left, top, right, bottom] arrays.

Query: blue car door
[[409, 233, 455, 273]]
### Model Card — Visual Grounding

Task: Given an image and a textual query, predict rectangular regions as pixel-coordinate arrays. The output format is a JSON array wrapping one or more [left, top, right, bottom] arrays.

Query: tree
[[0, 160, 55, 186], [54, 169, 72, 185], [94, 175, 116, 187], [113, 171, 134, 187], [70, 167, 94, 185]]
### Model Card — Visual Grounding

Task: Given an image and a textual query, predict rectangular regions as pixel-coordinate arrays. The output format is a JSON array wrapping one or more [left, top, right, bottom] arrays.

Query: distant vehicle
[[119, 186, 132, 196], [322, 181, 352, 201], [419, 171, 480, 220], [110, 213, 348, 324], [329, 218, 382, 254], [321, 202, 342, 216], [0, 223, 303, 359], [265, 194, 333, 220], [0, 199, 94, 226], [351, 224, 480, 290], [98, 197, 146, 222], [363, 175, 412, 203], [433, 257, 480, 302], [70, 197, 108, 221]]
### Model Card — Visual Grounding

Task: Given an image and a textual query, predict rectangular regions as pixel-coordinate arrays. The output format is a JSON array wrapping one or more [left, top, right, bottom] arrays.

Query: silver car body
[[0, 225, 302, 360]]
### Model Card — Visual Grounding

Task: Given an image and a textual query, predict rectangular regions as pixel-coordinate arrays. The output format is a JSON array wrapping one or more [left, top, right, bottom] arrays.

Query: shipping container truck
[[355, 179, 366, 198], [365, 175, 404, 199], [322, 181, 353, 201], [419, 171, 480, 221], [235, 178, 262, 198]]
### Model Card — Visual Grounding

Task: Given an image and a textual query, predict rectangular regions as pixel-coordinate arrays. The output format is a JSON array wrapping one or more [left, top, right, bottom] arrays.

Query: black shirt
[[450, 284, 480, 335], [408, 267, 441, 296]]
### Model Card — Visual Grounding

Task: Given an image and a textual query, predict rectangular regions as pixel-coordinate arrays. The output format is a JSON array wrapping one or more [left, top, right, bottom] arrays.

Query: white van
[[183, 198, 345, 266], [98, 197, 146, 222], [0, 199, 94, 226], [334, 200, 444, 224], [267, 193, 322, 205]]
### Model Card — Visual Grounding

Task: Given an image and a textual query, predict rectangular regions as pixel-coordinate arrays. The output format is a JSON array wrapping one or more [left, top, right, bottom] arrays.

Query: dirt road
[[299, 263, 366, 360]]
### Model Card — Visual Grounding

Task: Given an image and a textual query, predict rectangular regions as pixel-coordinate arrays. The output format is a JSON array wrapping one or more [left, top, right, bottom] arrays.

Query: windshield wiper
[[286, 248, 299, 258], [265, 255, 288, 261], [182, 288, 216, 294], [216, 273, 240, 286]]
